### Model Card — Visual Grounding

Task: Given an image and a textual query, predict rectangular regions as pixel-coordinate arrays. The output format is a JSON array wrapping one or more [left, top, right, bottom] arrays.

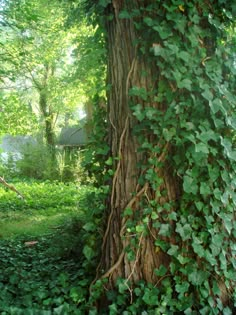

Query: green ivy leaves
[[127, 1, 236, 312]]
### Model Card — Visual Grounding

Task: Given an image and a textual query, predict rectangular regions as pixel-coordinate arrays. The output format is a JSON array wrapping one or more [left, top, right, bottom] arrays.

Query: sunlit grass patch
[[0, 212, 76, 238], [0, 180, 91, 239]]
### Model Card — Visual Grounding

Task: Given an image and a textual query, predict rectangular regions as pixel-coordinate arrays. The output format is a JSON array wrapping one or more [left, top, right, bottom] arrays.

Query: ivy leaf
[[119, 10, 131, 19], [208, 166, 220, 182], [183, 175, 198, 194], [167, 244, 179, 256], [178, 51, 190, 62], [105, 157, 113, 165], [222, 214, 233, 234], [204, 250, 217, 266], [83, 245, 95, 260], [155, 239, 169, 251], [195, 142, 209, 154], [219, 252, 227, 271], [151, 212, 159, 220], [163, 127, 176, 141], [195, 201, 203, 211], [220, 137, 236, 161], [223, 307, 233, 315], [98, 0, 111, 7], [168, 212, 177, 221], [123, 207, 133, 216], [200, 182, 211, 196], [213, 188, 221, 200], [153, 26, 172, 39], [132, 104, 145, 121], [201, 89, 213, 101], [83, 222, 96, 232], [188, 270, 208, 285], [153, 44, 163, 56], [129, 87, 148, 100], [118, 281, 128, 294], [197, 129, 217, 143], [154, 265, 167, 276], [176, 223, 192, 241], [177, 255, 191, 265], [177, 78, 192, 91], [136, 224, 145, 233], [175, 282, 190, 294], [159, 223, 171, 236], [143, 17, 154, 27], [192, 238, 205, 257], [209, 98, 224, 114], [226, 114, 236, 129]]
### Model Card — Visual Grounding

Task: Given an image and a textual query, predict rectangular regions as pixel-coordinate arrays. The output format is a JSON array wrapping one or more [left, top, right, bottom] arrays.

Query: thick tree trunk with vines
[[98, 0, 180, 288]]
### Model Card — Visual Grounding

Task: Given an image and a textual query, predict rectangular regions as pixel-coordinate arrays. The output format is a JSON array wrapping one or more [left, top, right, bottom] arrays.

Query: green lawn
[[0, 181, 88, 239]]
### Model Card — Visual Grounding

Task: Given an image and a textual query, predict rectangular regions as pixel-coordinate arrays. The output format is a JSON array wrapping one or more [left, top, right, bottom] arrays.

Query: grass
[[0, 181, 88, 239], [0, 213, 68, 238]]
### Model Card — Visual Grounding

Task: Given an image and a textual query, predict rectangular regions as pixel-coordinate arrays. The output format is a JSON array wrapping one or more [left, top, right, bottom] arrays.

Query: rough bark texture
[[98, 0, 180, 287]]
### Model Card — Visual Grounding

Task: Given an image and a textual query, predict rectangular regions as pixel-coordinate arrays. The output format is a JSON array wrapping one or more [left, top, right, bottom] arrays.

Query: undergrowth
[[0, 180, 105, 314], [0, 181, 92, 238]]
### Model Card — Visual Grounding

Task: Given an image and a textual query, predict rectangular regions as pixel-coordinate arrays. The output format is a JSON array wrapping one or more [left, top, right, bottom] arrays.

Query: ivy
[[80, 0, 236, 313]]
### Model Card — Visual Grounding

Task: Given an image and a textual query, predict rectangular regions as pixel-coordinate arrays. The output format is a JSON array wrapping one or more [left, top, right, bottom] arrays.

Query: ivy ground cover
[[0, 181, 97, 314]]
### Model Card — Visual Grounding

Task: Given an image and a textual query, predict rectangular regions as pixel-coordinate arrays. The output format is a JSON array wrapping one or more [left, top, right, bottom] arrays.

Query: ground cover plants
[[0, 180, 104, 314], [0, 181, 84, 238]]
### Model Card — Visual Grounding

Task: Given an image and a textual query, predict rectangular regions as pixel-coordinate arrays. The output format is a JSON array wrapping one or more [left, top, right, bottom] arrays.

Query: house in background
[[57, 125, 89, 148]]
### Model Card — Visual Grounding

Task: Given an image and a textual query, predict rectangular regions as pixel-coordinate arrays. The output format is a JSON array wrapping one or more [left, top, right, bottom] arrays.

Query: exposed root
[[101, 251, 125, 279], [90, 142, 170, 290], [125, 231, 144, 284], [126, 47, 137, 98], [90, 116, 129, 292]]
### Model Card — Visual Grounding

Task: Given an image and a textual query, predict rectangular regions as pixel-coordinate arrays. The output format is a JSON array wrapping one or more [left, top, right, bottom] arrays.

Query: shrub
[[16, 141, 54, 180]]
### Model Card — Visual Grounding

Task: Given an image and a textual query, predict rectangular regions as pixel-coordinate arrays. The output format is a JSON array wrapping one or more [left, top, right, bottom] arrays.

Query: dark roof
[[58, 126, 88, 146]]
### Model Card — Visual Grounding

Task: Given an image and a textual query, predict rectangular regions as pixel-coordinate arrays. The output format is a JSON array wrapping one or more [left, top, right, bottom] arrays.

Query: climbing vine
[[79, 0, 236, 314]]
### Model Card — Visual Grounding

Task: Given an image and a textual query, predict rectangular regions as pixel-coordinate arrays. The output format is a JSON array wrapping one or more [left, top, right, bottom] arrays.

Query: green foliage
[[83, 0, 236, 313], [0, 0, 90, 153], [15, 141, 54, 180], [0, 140, 91, 182], [0, 236, 84, 314], [0, 92, 37, 137], [0, 180, 81, 238], [82, 95, 110, 187], [131, 4, 235, 313], [58, 148, 94, 184], [0, 180, 105, 313]]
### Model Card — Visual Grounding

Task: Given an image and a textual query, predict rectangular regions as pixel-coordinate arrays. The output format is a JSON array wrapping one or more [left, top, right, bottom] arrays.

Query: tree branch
[[0, 177, 24, 199]]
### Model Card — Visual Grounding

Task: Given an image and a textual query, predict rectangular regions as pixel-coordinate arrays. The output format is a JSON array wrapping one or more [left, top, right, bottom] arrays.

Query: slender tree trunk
[[97, 0, 180, 287], [39, 91, 56, 166]]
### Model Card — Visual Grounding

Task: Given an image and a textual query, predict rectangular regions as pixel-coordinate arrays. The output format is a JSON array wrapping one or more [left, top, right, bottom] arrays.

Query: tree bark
[[39, 90, 56, 164], [97, 0, 180, 287]]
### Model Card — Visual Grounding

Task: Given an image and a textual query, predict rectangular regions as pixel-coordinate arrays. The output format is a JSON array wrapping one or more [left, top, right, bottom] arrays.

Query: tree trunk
[[98, 0, 180, 287], [89, 0, 236, 312], [39, 91, 56, 165]]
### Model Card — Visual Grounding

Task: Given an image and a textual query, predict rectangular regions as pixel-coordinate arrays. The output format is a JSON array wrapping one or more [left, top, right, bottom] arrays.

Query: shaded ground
[[0, 182, 98, 314], [0, 235, 87, 314]]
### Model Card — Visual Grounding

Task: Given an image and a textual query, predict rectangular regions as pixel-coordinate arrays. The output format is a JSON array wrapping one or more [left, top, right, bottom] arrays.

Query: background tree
[[83, 0, 236, 313], [0, 0, 82, 165]]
